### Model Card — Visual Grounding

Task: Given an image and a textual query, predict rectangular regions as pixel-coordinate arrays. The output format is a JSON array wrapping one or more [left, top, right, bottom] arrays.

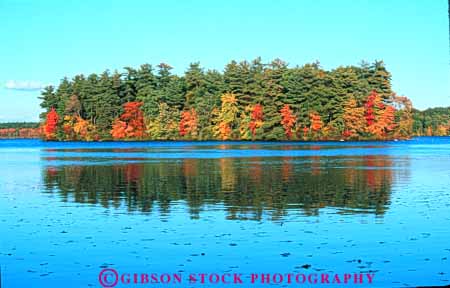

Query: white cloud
[[4, 80, 48, 91]]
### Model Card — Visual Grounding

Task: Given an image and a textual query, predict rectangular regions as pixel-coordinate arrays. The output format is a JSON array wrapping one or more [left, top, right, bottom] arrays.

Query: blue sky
[[0, 0, 448, 122]]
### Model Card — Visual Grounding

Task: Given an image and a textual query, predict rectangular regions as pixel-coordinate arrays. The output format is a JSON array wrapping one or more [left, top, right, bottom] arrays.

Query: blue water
[[0, 137, 449, 287]]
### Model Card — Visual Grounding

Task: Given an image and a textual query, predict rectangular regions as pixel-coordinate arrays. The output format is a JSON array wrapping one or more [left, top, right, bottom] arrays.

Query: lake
[[0, 137, 449, 287]]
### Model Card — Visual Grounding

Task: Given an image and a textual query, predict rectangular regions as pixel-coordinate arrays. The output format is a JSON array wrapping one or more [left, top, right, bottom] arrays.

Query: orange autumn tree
[[111, 119, 127, 139], [111, 102, 146, 139], [343, 97, 365, 138], [280, 104, 296, 139], [364, 91, 379, 135], [249, 104, 264, 137], [43, 108, 59, 140], [309, 112, 323, 134], [364, 91, 398, 139], [378, 105, 397, 136], [218, 122, 232, 140], [179, 108, 198, 138]]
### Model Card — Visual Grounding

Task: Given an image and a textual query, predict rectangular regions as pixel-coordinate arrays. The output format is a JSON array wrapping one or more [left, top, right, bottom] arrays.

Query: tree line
[[412, 107, 450, 136], [0, 122, 40, 138], [30, 58, 446, 140]]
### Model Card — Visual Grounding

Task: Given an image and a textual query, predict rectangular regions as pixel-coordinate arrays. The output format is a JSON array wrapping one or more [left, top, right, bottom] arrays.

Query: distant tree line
[[0, 122, 39, 129], [30, 58, 447, 140], [0, 122, 40, 138], [412, 107, 450, 136]]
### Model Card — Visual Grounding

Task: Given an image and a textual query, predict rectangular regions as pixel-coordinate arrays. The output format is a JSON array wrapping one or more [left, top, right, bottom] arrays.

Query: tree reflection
[[42, 155, 404, 221]]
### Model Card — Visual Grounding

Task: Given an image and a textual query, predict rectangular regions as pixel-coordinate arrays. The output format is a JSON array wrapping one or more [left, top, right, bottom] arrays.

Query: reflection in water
[[42, 155, 407, 220]]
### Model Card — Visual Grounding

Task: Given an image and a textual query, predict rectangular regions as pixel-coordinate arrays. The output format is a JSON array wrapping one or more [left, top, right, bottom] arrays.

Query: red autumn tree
[[249, 104, 264, 136], [121, 102, 146, 138], [364, 91, 377, 126], [179, 108, 198, 138], [44, 108, 59, 139], [280, 104, 296, 139], [110, 102, 146, 139], [364, 91, 398, 138]]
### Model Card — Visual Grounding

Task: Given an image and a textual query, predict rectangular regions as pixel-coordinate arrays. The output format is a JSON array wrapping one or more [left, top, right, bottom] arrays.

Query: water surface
[[1, 138, 449, 287]]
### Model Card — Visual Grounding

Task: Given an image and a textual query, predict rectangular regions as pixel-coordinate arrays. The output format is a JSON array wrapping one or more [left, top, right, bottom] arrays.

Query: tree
[[73, 116, 98, 141], [43, 108, 59, 140], [110, 102, 146, 139], [377, 105, 397, 137], [111, 119, 127, 139], [310, 112, 323, 134], [147, 103, 180, 140], [262, 59, 288, 139], [213, 93, 239, 140], [65, 94, 81, 116], [39, 86, 57, 120], [364, 90, 377, 127], [392, 95, 413, 138], [179, 108, 198, 139], [343, 97, 365, 138], [249, 104, 264, 138], [280, 104, 296, 139], [363, 91, 399, 139]]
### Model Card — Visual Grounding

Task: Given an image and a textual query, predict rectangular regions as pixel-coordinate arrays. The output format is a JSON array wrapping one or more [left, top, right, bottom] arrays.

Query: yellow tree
[[147, 103, 180, 140], [343, 97, 365, 138], [213, 93, 239, 140], [73, 116, 98, 141]]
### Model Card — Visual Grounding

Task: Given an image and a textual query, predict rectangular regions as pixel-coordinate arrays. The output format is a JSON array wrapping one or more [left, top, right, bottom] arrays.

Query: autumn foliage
[[0, 128, 40, 138], [111, 119, 127, 139], [43, 108, 59, 140], [309, 112, 323, 133], [111, 102, 146, 139], [37, 59, 426, 141], [280, 104, 296, 139], [179, 108, 198, 138], [363, 91, 398, 138], [364, 91, 377, 126], [249, 104, 264, 137], [343, 97, 365, 138], [213, 93, 239, 140]]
